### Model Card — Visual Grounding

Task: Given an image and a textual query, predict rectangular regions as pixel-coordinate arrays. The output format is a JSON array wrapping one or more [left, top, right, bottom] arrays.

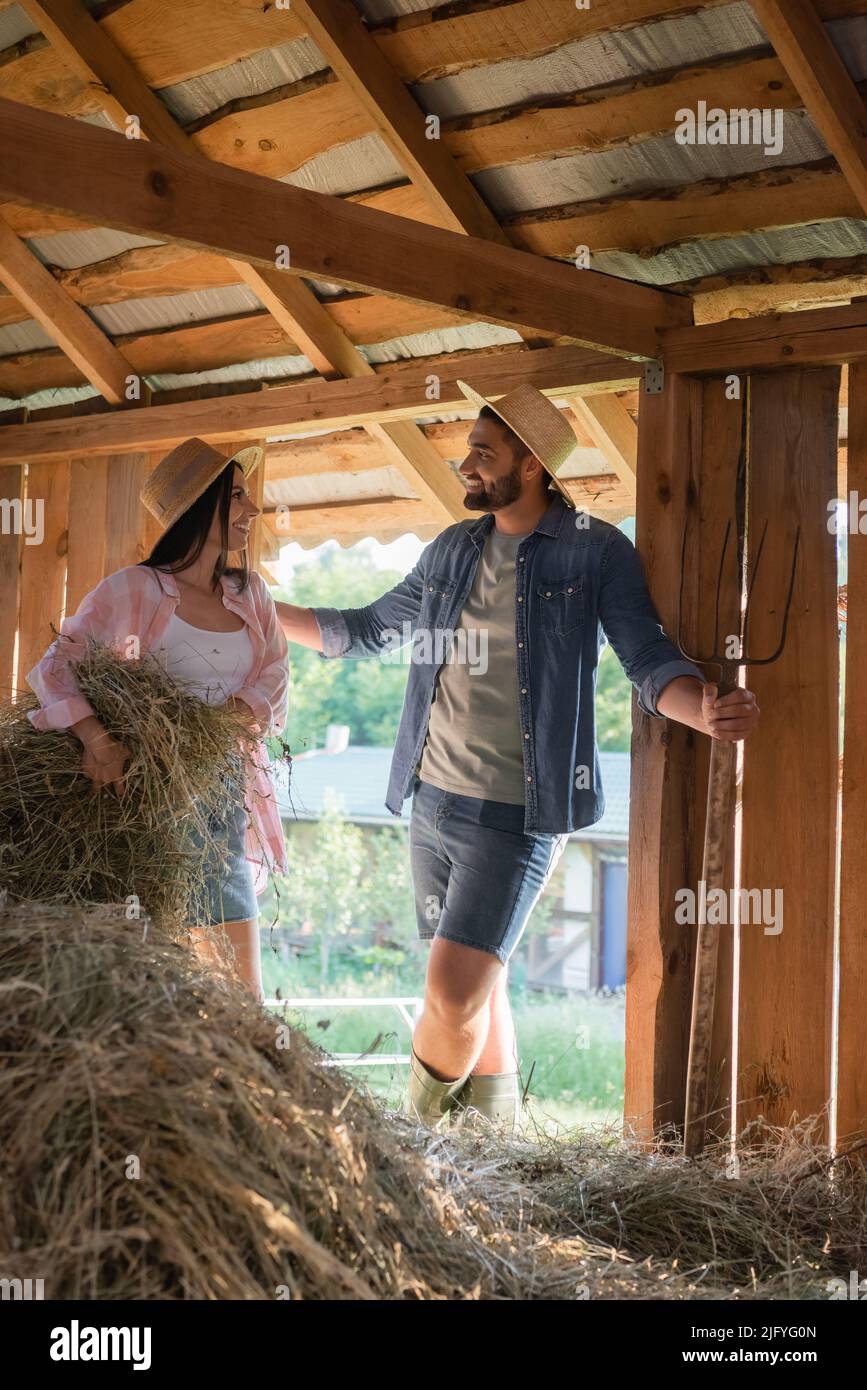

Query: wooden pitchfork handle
[[683, 677, 738, 1158]]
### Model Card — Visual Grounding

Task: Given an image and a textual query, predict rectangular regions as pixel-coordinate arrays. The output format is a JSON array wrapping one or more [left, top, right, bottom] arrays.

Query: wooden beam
[[751, 0, 867, 214], [290, 0, 508, 243], [504, 161, 858, 260], [624, 372, 703, 1140], [0, 345, 640, 462], [564, 394, 637, 497], [661, 301, 867, 374], [0, 97, 690, 358], [0, 212, 132, 403], [838, 359, 867, 1146], [737, 368, 839, 1138], [262, 495, 436, 542], [17, 2, 466, 522]]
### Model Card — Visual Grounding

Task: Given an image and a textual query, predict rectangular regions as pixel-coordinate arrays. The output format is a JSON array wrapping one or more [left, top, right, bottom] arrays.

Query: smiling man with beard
[[276, 381, 760, 1134]]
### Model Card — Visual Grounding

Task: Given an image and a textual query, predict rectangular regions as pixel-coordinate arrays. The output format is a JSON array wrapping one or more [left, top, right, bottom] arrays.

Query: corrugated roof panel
[[26, 229, 164, 271], [592, 218, 867, 285], [477, 110, 827, 215], [0, 385, 98, 414], [416, 2, 768, 118], [0, 319, 54, 355], [146, 353, 314, 392], [90, 286, 262, 336], [281, 133, 405, 196], [157, 38, 329, 123], [0, 4, 39, 47], [360, 321, 522, 364], [266, 466, 420, 509], [357, 0, 447, 22]]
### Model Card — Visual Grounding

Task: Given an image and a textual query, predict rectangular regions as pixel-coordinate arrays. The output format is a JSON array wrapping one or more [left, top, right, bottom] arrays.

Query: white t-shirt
[[155, 612, 254, 705]]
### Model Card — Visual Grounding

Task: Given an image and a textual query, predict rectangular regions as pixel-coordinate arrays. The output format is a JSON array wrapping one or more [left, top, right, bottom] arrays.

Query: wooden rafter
[[290, 0, 509, 244], [0, 212, 133, 403], [0, 344, 640, 463], [0, 97, 690, 357], [565, 395, 638, 493], [17, 0, 467, 523], [751, 0, 867, 214]]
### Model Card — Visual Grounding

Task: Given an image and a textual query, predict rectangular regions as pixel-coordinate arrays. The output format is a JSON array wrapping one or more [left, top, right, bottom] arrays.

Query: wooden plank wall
[[625, 374, 743, 1140], [836, 361, 867, 1147], [737, 369, 839, 1140], [0, 462, 23, 695]]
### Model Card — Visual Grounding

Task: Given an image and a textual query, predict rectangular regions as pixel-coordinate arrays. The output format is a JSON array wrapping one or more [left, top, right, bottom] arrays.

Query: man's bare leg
[[473, 966, 517, 1075], [412, 937, 504, 1080]]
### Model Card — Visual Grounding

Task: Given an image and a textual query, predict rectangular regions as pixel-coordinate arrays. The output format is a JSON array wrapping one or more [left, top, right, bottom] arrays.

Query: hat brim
[[456, 380, 574, 506], [227, 445, 264, 477]]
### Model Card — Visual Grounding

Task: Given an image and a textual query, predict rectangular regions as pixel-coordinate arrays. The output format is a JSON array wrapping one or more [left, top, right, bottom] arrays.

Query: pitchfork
[[676, 517, 800, 1157]]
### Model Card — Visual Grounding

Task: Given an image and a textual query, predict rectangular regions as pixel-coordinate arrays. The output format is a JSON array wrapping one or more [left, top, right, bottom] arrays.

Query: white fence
[[265, 995, 423, 1067]]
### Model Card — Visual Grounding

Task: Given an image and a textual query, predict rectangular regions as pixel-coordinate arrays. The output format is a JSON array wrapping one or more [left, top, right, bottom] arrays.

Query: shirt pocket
[[418, 574, 457, 631], [537, 575, 585, 636]]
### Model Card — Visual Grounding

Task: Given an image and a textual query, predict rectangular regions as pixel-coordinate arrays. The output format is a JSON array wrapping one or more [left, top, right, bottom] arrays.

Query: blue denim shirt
[[311, 494, 703, 833]]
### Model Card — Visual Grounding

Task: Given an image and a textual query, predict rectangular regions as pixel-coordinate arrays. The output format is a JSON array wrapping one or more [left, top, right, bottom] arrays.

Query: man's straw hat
[[457, 380, 576, 506], [140, 438, 263, 532]]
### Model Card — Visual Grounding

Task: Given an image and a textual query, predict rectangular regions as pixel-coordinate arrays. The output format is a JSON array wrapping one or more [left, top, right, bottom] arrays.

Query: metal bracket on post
[[644, 360, 664, 395]]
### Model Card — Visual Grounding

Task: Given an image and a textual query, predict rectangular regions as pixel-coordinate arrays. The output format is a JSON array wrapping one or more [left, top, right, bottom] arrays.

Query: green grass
[[263, 951, 625, 1129]]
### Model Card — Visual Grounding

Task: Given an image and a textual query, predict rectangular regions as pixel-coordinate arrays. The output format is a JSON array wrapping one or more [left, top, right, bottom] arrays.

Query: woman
[[26, 437, 289, 998]]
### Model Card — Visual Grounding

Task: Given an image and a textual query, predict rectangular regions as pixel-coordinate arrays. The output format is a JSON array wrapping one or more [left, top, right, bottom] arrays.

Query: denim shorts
[[188, 794, 257, 928], [409, 779, 569, 965]]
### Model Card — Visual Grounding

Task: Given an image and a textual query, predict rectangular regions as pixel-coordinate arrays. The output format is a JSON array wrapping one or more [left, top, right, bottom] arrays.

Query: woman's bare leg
[[191, 917, 262, 999]]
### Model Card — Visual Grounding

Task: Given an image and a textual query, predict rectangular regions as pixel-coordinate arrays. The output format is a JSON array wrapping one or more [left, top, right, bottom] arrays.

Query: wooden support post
[[17, 459, 69, 688], [0, 463, 24, 696], [838, 361, 867, 1148], [625, 372, 703, 1140], [737, 369, 839, 1140]]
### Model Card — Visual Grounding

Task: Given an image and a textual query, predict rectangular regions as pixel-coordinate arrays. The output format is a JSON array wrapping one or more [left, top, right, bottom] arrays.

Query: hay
[[0, 642, 256, 931], [2, 899, 865, 1301]]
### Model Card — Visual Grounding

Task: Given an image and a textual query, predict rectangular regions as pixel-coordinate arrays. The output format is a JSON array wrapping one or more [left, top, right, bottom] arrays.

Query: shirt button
[[518, 641, 524, 648], [428, 585, 434, 592], [567, 587, 574, 594], [519, 557, 525, 563], [545, 590, 552, 598], [524, 733, 529, 740], [521, 687, 527, 694], [517, 596, 523, 603], [527, 775, 533, 783]]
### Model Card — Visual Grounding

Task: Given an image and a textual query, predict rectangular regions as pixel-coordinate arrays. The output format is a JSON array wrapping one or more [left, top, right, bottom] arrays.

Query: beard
[[462, 458, 524, 512]]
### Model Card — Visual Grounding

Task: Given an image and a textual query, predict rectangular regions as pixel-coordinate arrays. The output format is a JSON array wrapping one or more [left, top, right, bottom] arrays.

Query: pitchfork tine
[[712, 520, 731, 657], [742, 525, 801, 666]]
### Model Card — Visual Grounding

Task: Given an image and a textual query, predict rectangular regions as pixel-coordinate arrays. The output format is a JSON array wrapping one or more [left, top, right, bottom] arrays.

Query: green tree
[[276, 792, 365, 985], [595, 641, 633, 752], [272, 544, 410, 752]]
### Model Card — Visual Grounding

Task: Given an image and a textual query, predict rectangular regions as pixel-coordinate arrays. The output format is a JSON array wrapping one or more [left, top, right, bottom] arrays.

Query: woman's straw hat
[[140, 438, 263, 532], [457, 380, 577, 506]]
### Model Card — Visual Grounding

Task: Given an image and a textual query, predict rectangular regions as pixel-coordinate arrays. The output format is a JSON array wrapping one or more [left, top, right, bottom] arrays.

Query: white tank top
[[156, 612, 255, 705]]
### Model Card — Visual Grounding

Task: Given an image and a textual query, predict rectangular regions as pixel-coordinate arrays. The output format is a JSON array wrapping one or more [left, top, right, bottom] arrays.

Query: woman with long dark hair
[[26, 437, 289, 997]]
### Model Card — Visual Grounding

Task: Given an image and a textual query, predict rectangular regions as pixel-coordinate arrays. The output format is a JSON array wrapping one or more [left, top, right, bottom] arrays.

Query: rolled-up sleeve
[[309, 543, 434, 661], [599, 527, 704, 718]]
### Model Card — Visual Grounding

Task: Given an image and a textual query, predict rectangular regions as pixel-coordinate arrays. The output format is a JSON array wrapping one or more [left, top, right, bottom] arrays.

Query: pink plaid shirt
[[26, 563, 289, 890]]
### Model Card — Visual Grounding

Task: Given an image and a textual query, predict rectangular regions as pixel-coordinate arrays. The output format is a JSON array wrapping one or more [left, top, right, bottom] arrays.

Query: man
[[275, 381, 759, 1133]]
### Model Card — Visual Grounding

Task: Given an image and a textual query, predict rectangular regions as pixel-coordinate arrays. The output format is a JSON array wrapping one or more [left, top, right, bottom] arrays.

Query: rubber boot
[[404, 1048, 472, 1130], [452, 1072, 521, 1137]]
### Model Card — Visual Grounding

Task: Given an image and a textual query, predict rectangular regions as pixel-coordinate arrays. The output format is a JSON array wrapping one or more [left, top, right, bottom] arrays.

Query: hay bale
[[0, 643, 254, 930], [1, 898, 865, 1301]]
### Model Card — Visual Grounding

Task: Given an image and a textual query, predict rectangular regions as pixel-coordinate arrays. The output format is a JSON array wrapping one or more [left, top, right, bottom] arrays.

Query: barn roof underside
[[0, 0, 864, 550]]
